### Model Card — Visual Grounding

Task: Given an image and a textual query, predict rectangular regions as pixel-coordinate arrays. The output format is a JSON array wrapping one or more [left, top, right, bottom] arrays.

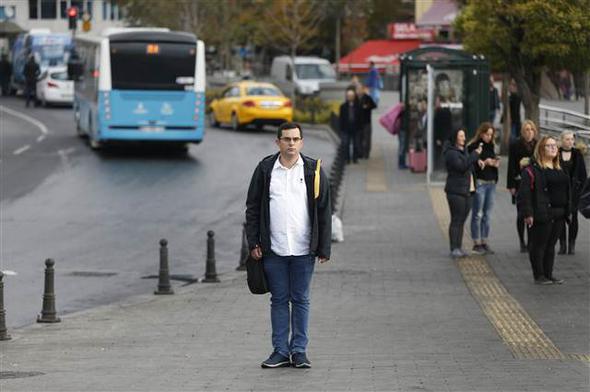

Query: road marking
[[13, 145, 31, 155], [0, 105, 49, 135], [366, 147, 388, 192], [1, 270, 18, 276], [57, 147, 76, 166], [36, 135, 46, 142], [428, 186, 588, 362]]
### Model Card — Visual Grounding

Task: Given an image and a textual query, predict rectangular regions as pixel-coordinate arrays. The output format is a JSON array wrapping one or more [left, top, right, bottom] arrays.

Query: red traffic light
[[68, 7, 78, 18]]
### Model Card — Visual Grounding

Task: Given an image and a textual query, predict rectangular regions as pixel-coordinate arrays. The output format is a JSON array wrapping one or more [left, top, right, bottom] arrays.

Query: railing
[[538, 104, 590, 142]]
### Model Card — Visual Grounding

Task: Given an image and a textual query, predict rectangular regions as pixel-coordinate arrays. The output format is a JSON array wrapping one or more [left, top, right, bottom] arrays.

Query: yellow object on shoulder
[[314, 159, 322, 199]]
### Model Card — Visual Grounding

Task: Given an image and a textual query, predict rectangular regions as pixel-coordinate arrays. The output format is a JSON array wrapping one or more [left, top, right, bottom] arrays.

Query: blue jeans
[[369, 87, 380, 107], [263, 253, 315, 357], [471, 182, 496, 241], [398, 130, 407, 168]]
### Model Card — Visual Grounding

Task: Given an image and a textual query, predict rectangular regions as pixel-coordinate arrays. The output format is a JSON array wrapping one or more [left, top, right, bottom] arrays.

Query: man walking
[[24, 54, 40, 108], [0, 53, 12, 96], [246, 122, 331, 369]]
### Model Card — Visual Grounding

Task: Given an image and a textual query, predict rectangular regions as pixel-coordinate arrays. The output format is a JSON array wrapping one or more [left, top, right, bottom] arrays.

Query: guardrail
[[539, 104, 590, 142]]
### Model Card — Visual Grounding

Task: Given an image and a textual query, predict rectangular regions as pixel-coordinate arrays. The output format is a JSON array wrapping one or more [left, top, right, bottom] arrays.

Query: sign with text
[[388, 23, 434, 41]]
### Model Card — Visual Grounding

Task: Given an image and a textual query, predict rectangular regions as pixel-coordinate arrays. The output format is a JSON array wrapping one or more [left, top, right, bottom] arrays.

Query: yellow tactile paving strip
[[429, 186, 589, 362]]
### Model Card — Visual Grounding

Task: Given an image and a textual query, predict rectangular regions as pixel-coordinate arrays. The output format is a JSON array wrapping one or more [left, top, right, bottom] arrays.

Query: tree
[[455, 0, 590, 126]]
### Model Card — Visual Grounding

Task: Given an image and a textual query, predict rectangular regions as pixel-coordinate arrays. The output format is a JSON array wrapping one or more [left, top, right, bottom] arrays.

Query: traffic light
[[68, 7, 78, 31]]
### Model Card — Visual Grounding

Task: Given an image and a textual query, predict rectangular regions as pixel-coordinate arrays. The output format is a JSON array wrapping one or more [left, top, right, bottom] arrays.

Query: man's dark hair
[[277, 122, 303, 139]]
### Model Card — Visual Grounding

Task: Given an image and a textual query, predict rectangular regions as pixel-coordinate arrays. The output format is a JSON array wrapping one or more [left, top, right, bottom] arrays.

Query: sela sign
[[388, 23, 434, 41]]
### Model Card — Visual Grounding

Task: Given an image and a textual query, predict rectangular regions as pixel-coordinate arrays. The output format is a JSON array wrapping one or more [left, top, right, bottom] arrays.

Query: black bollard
[[202, 231, 220, 282], [236, 223, 248, 271], [37, 259, 61, 323], [154, 239, 174, 295], [0, 271, 11, 341]]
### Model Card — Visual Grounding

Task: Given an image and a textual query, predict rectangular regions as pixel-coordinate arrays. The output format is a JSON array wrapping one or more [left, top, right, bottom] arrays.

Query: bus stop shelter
[[399, 46, 490, 183]]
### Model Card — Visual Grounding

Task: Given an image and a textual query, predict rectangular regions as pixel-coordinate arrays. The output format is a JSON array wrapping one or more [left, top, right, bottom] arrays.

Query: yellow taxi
[[209, 81, 293, 130]]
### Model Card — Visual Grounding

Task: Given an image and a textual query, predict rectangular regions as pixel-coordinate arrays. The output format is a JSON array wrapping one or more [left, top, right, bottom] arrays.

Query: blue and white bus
[[11, 29, 74, 92], [72, 28, 206, 149]]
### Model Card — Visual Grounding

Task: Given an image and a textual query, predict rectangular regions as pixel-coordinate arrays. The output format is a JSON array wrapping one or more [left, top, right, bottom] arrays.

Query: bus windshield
[[110, 41, 196, 90], [31, 35, 72, 67]]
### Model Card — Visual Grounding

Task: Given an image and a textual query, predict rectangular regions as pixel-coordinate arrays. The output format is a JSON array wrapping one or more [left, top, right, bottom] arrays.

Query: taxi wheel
[[231, 112, 242, 131]]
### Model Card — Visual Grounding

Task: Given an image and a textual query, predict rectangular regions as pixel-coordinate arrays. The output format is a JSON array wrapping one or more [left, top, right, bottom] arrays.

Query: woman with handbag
[[518, 136, 569, 285], [444, 128, 482, 259]]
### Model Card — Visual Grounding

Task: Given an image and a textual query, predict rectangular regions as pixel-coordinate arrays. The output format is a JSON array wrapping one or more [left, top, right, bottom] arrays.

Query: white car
[[36, 67, 74, 106]]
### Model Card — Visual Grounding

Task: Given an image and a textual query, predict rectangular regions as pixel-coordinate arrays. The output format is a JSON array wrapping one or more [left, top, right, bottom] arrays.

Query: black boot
[[558, 240, 567, 255], [568, 241, 575, 255], [520, 241, 527, 253]]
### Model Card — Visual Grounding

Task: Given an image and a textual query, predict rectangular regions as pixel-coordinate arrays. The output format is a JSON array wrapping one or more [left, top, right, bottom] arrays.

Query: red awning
[[338, 39, 421, 73]]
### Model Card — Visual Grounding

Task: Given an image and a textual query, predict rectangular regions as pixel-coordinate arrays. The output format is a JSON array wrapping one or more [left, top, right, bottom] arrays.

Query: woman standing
[[518, 136, 569, 285], [558, 131, 587, 255], [468, 123, 500, 255], [507, 120, 538, 252], [444, 128, 482, 259]]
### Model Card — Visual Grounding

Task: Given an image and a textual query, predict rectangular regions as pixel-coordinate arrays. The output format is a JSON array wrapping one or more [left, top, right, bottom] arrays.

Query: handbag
[[246, 255, 269, 294]]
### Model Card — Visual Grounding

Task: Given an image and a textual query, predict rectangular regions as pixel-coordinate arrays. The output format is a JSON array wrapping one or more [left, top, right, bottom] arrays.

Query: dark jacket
[[359, 93, 376, 125], [24, 59, 40, 85], [517, 160, 571, 223], [507, 137, 536, 190], [579, 177, 590, 218], [339, 100, 361, 135], [444, 142, 479, 196], [467, 139, 498, 183], [559, 147, 587, 206], [509, 92, 522, 127], [245, 153, 332, 259]]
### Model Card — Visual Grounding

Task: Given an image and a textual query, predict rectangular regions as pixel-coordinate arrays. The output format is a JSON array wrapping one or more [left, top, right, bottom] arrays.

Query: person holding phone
[[467, 122, 500, 255]]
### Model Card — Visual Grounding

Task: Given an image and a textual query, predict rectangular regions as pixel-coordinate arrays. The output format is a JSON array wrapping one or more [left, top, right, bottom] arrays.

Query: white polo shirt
[[269, 154, 311, 256]]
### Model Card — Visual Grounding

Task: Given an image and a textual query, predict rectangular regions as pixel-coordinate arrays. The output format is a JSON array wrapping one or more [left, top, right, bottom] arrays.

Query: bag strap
[[525, 166, 535, 191], [314, 159, 321, 199]]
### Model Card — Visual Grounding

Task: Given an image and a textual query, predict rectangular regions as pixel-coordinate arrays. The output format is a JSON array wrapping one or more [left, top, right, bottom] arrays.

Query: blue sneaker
[[291, 352, 311, 369], [261, 352, 291, 368]]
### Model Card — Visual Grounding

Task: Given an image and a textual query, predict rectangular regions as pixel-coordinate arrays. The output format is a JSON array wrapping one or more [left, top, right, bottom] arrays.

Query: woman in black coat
[[339, 87, 362, 164], [518, 136, 570, 285], [558, 131, 587, 254], [507, 120, 538, 252], [444, 128, 482, 259]]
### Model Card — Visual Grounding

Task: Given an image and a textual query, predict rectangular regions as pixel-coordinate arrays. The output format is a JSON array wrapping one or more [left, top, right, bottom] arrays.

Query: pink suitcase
[[408, 149, 427, 173]]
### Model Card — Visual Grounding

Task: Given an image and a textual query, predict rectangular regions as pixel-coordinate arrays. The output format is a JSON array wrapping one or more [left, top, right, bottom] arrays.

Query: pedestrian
[[467, 122, 500, 255], [557, 131, 587, 255], [0, 53, 12, 96], [509, 79, 522, 139], [507, 120, 538, 252], [23, 54, 40, 108], [365, 61, 382, 107], [579, 177, 590, 219], [339, 86, 361, 164], [444, 128, 482, 259], [245, 122, 331, 369], [488, 75, 500, 124], [518, 136, 568, 285], [358, 85, 377, 159]]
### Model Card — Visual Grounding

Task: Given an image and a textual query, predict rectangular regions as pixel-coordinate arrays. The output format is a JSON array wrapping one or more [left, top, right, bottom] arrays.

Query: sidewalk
[[1, 93, 589, 391]]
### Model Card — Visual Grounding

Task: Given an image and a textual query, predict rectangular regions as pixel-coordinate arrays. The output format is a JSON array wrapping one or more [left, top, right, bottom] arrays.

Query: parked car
[[270, 56, 336, 96], [209, 81, 293, 130], [36, 66, 73, 106]]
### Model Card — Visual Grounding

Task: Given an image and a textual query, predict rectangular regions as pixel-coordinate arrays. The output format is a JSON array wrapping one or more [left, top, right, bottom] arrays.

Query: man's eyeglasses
[[279, 137, 302, 143]]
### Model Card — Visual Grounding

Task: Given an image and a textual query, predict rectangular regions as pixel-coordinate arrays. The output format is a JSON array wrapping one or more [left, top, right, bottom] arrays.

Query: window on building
[[85, 0, 93, 16], [29, 0, 39, 19], [110, 0, 116, 20], [59, 0, 67, 18], [41, 0, 57, 19], [102, 0, 107, 20]]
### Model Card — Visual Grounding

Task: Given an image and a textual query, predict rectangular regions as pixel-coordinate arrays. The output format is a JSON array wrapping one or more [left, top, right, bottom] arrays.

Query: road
[[0, 96, 336, 328]]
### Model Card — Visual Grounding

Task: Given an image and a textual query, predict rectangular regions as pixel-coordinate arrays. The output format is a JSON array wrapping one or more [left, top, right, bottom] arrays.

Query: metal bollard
[[37, 259, 61, 323], [202, 230, 220, 283], [154, 239, 174, 295], [0, 272, 11, 341], [236, 223, 248, 271]]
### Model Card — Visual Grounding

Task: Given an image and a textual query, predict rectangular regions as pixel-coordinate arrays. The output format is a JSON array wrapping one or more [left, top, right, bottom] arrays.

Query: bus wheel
[[231, 113, 242, 131], [89, 137, 102, 150], [208, 111, 219, 128]]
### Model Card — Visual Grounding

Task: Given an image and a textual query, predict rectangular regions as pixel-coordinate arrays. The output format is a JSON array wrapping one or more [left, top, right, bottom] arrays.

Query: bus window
[[110, 42, 196, 90]]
